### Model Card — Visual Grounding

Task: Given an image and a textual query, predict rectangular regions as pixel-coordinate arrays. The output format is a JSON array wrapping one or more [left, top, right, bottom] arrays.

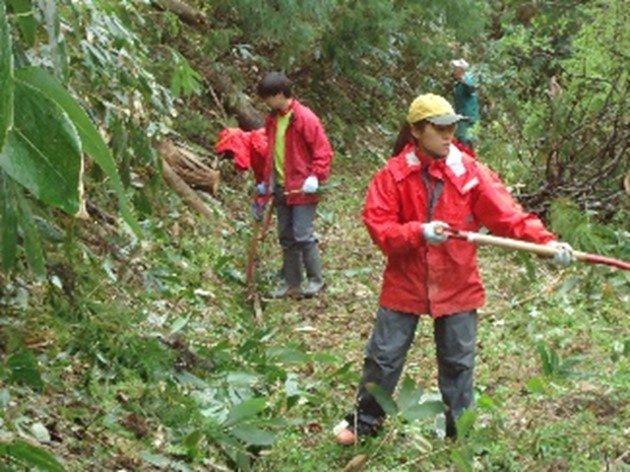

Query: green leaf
[[7, 349, 43, 390], [224, 398, 266, 427], [266, 346, 309, 364], [0, 440, 65, 471], [0, 81, 83, 215], [0, 174, 18, 271], [450, 448, 473, 472], [170, 315, 190, 335], [455, 410, 477, 440], [7, 0, 37, 47], [397, 376, 423, 413], [401, 400, 444, 422], [229, 424, 276, 446], [526, 375, 546, 394], [15, 186, 45, 278], [15, 67, 141, 236], [0, 2, 13, 151], [183, 429, 203, 456], [365, 383, 398, 417]]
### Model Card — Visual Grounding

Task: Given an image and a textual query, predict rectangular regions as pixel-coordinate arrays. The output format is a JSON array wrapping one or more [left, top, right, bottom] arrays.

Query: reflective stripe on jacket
[[362, 143, 555, 318], [254, 99, 333, 205]]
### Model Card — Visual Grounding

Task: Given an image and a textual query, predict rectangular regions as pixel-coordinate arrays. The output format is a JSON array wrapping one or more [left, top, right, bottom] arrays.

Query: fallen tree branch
[[151, 0, 207, 29], [158, 139, 220, 194], [160, 158, 214, 219]]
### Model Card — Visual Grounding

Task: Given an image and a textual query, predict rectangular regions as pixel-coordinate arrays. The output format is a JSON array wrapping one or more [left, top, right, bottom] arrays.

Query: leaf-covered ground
[[0, 146, 628, 471]]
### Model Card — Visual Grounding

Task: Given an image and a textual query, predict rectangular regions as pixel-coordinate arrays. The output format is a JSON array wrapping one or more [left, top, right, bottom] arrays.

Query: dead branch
[[159, 153, 215, 219], [151, 0, 207, 29], [157, 139, 220, 194]]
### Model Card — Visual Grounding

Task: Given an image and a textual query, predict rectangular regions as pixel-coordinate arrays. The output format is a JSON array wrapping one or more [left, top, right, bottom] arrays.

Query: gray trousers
[[273, 185, 319, 288], [355, 307, 477, 436], [274, 185, 317, 250]]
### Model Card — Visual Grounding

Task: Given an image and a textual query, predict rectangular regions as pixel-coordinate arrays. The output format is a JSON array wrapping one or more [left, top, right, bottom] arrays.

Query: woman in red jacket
[[336, 93, 574, 445]]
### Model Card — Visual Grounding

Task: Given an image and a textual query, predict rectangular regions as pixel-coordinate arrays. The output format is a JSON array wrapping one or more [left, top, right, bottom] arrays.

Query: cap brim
[[426, 114, 468, 125]]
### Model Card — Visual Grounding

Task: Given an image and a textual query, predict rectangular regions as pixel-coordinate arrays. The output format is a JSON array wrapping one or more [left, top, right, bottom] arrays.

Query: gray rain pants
[[354, 307, 477, 437], [274, 185, 320, 288]]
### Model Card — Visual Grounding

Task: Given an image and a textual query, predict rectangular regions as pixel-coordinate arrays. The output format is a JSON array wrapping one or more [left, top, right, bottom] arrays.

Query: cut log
[[160, 157, 215, 219], [151, 0, 207, 29], [157, 140, 220, 194]]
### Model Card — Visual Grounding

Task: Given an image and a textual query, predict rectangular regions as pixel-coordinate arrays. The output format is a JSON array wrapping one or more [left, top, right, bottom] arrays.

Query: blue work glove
[[256, 182, 268, 196], [251, 201, 266, 222], [302, 176, 319, 194], [421, 221, 450, 244], [547, 241, 575, 266]]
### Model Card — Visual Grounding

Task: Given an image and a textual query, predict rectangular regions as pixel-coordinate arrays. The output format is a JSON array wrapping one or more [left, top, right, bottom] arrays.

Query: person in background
[[335, 93, 574, 445], [253, 72, 333, 298], [451, 58, 480, 151]]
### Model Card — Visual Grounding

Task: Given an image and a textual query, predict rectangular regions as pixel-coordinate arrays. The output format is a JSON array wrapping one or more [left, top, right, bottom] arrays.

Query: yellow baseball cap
[[407, 93, 467, 126]]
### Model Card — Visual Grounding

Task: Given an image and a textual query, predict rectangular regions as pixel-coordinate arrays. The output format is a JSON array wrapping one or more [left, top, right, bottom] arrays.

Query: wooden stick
[[447, 229, 630, 271]]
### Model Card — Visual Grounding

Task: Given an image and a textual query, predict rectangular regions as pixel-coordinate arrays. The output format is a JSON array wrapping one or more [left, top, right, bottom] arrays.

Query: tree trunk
[[206, 72, 265, 130]]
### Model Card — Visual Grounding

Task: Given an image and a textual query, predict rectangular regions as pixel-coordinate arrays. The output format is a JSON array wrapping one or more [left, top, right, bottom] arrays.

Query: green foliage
[[15, 66, 141, 236], [0, 175, 18, 271], [0, 1, 627, 470], [366, 376, 445, 423], [0, 80, 83, 215], [483, 0, 628, 220], [170, 50, 203, 98], [536, 341, 583, 378], [6, 348, 43, 390], [213, 0, 336, 67], [549, 198, 618, 254], [0, 3, 13, 151], [0, 440, 65, 472]]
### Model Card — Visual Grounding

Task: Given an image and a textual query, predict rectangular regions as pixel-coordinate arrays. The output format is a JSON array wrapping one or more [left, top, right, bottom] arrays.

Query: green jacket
[[453, 73, 479, 123]]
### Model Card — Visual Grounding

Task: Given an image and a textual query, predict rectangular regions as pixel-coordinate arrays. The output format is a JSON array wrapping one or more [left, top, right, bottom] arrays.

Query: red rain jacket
[[254, 99, 333, 205], [363, 143, 556, 318], [215, 128, 268, 171]]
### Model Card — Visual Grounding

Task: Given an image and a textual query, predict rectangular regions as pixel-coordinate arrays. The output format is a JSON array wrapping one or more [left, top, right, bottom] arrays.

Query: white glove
[[547, 241, 575, 266], [421, 221, 450, 244], [256, 182, 267, 196], [302, 175, 319, 194]]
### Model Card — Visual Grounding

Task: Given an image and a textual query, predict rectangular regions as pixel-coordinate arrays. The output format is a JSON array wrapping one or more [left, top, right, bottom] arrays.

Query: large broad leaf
[[455, 409, 477, 440], [397, 376, 423, 413], [0, 2, 13, 150], [400, 400, 444, 422], [229, 424, 276, 446], [7, 0, 37, 47], [365, 383, 398, 417], [0, 174, 18, 271], [0, 81, 83, 215], [15, 67, 141, 236], [15, 185, 45, 278], [0, 440, 65, 472], [224, 398, 266, 427], [7, 349, 43, 390]]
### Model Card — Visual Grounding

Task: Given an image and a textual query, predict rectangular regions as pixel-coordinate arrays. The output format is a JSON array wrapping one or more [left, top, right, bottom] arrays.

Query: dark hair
[[392, 121, 428, 155], [257, 72, 292, 98]]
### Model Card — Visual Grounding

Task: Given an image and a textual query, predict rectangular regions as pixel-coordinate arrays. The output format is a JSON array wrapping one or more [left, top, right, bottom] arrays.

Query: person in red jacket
[[254, 72, 334, 298], [335, 93, 574, 445]]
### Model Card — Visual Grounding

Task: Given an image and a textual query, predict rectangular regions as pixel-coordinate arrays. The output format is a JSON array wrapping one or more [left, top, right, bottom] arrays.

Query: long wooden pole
[[445, 229, 630, 271]]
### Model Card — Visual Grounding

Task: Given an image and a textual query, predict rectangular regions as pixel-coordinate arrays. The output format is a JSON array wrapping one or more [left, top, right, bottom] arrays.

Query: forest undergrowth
[[1, 143, 628, 471]]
